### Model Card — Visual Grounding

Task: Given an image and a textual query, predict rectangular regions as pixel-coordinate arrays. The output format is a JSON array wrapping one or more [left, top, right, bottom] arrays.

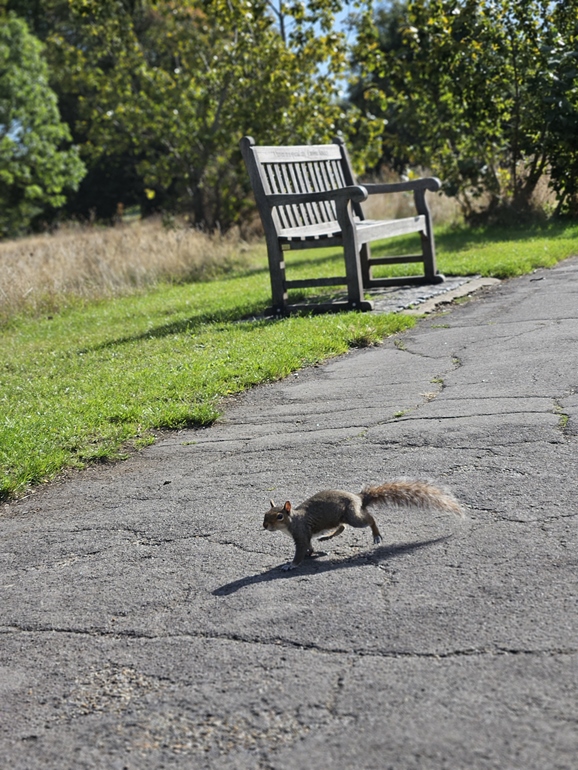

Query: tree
[[80, 0, 360, 228], [0, 12, 86, 237], [539, 1, 578, 216], [9, 0, 382, 230], [351, 0, 578, 221]]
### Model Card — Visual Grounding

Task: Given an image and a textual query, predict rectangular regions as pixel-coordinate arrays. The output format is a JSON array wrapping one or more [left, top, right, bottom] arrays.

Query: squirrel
[[263, 480, 463, 570]]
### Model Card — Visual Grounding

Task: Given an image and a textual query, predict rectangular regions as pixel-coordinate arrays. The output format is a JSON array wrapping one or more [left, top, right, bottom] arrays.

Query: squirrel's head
[[263, 500, 291, 533]]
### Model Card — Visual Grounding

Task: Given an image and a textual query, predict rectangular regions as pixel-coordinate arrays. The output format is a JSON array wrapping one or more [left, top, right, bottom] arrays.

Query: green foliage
[[352, 0, 578, 220], [540, 2, 578, 216], [8, 0, 382, 229], [0, 13, 86, 237]]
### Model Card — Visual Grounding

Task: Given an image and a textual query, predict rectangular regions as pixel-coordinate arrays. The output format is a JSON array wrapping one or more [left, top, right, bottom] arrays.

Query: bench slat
[[254, 145, 342, 163], [286, 276, 348, 288], [293, 163, 318, 224], [317, 162, 338, 221], [283, 236, 344, 250], [279, 222, 341, 239], [356, 216, 426, 242], [368, 254, 425, 265]]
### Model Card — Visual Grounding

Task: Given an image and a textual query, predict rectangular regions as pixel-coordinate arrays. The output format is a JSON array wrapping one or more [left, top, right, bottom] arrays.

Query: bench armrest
[[363, 177, 441, 195], [267, 185, 368, 207]]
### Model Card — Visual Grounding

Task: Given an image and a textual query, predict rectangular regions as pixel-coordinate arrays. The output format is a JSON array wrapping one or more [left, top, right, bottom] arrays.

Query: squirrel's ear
[[283, 501, 292, 514], [269, 499, 275, 508]]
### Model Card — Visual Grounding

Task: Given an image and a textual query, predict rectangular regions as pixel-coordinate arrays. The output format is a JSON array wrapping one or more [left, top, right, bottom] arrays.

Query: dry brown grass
[[0, 181, 460, 325], [358, 166, 559, 224], [359, 168, 462, 224], [0, 218, 255, 323]]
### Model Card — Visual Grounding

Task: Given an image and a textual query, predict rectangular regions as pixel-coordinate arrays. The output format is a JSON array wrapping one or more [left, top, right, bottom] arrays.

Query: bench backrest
[[241, 137, 362, 237]]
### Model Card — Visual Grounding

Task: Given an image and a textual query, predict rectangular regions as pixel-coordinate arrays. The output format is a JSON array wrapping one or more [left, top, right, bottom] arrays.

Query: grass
[[270, 221, 578, 301], [2, 218, 578, 500], [357, 220, 578, 280], [0, 218, 255, 324], [0, 272, 413, 499]]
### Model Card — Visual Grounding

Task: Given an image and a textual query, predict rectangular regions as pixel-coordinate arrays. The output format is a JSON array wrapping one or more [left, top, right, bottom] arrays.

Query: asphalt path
[[1, 258, 577, 769]]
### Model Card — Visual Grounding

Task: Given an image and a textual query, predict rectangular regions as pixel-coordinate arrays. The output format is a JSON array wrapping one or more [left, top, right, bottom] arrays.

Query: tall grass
[[3, 215, 578, 328], [0, 219, 258, 324]]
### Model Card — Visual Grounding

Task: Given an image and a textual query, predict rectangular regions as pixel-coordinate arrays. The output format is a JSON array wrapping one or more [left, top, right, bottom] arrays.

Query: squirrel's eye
[[276, 513, 284, 520]]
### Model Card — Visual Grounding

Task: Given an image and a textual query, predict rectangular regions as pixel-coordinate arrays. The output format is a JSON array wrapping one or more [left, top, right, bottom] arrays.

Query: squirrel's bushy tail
[[360, 480, 464, 517]]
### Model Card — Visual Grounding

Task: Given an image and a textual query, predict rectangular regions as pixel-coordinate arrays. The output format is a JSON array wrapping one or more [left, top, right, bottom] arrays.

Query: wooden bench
[[240, 135, 444, 315]]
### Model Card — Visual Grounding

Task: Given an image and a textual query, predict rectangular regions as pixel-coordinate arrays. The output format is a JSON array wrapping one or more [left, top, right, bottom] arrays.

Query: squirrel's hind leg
[[344, 502, 382, 545], [318, 524, 346, 541], [364, 512, 382, 544]]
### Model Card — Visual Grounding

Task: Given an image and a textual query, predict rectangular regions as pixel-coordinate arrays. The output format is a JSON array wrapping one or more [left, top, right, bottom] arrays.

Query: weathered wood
[[283, 235, 344, 250], [240, 135, 444, 316], [265, 299, 373, 316], [267, 186, 367, 206], [365, 179, 441, 194], [356, 216, 426, 243], [253, 145, 342, 164], [279, 223, 340, 239], [286, 276, 348, 288], [369, 254, 425, 266]]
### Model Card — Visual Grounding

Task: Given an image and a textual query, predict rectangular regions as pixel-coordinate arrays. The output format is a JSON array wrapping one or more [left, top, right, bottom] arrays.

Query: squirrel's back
[[296, 489, 361, 533]]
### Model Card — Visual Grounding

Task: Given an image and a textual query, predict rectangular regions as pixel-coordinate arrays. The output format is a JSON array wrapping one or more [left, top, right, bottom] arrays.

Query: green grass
[[369, 220, 578, 279], [286, 220, 578, 283], [0, 272, 412, 499], [2, 220, 577, 500]]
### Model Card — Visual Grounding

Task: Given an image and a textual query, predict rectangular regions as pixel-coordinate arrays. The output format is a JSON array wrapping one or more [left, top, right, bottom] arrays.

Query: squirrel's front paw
[[281, 562, 297, 571]]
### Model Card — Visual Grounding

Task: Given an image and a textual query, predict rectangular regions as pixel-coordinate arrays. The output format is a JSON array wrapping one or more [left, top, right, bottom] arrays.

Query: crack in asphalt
[[205, 396, 571, 452], [3, 624, 577, 661], [491, 511, 578, 523], [0, 532, 223, 576], [393, 409, 564, 422]]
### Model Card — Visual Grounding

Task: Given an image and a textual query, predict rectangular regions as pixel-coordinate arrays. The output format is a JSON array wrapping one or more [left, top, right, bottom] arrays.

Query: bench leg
[[337, 201, 372, 311], [265, 240, 289, 315], [420, 231, 443, 283], [360, 242, 372, 288], [414, 189, 443, 283]]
